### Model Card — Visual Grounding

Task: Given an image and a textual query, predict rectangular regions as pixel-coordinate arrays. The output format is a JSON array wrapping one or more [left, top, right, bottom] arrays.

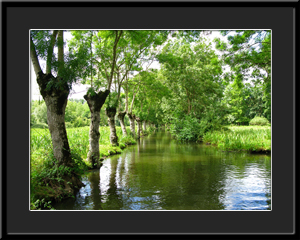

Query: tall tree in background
[[214, 30, 271, 121], [30, 30, 84, 189], [158, 37, 223, 118]]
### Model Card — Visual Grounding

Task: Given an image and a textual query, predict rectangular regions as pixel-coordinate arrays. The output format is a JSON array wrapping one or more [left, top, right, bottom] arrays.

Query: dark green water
[[54, 131, 271, 210]]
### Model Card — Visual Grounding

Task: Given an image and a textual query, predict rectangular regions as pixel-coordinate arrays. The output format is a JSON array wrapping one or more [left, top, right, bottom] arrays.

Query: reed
[[203, 126, 271, 153]]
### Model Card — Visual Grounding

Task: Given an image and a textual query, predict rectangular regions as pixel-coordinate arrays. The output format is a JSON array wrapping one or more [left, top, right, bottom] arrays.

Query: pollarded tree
[[30, 30, 84, 189], [69, 30, 123, 166]]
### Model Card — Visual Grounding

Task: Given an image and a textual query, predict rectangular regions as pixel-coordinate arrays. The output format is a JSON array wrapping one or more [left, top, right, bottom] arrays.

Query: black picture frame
[[2, 1, 298, 238]]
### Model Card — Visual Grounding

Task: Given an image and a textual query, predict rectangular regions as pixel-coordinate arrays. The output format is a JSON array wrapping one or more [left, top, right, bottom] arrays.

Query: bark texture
[[117, 111, 127, 136], [136, 116, 142, 139], [84, 90, 110, 166], [106, 107, 119, 146], [37, 72, 71, 166], [127, 112, 136, 138]]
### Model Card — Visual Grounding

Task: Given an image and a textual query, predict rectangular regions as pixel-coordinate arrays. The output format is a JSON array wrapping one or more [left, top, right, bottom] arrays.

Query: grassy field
[[202, 126, 271, 153]]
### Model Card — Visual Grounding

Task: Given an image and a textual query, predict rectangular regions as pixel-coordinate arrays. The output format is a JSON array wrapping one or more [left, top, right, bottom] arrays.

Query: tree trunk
[[117, 111, 127, 136], [136, 116, 142, 139], [143, 121, 147, 132], [127, 112, 136, 138], [84, 90, 110, 167], [37, 72, 84, 190], [106, 107, 119, 146], [37, 72, 71, 165]]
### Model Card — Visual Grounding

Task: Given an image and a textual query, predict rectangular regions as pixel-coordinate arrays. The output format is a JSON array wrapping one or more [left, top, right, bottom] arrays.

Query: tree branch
[[108, 30, 123, 90], [30, 35, 42, 75], [57, 30, 64, 77], [46, 30, 58, 74]]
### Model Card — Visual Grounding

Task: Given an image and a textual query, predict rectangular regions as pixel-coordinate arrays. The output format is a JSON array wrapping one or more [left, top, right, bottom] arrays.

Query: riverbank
[[30, 126, 154, 210], [202, 125, 271, 153]]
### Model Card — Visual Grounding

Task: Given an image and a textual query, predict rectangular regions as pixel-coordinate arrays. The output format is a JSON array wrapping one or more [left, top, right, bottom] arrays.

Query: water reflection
[[220, 162, 271, 210], [53, 131, 271, 210]]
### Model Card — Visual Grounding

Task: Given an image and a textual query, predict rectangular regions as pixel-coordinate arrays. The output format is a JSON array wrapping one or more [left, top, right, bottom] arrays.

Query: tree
[[222, 77, 251, 125], [132, 69, 171, 134], [107, 30, 169, 140], [69, 30, 122, 165], [214, 30, 271, 121], [154, 34, 227, 140], [30, 30, 84, 189], [158, 36, 223, 118]]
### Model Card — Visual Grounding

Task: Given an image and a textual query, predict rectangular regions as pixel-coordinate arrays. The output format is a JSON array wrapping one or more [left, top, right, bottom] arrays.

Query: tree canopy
[[31, 29, 272, 140]]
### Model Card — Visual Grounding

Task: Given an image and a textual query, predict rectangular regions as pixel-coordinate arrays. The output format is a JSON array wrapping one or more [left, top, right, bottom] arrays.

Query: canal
[[53, 131, 271, 210]]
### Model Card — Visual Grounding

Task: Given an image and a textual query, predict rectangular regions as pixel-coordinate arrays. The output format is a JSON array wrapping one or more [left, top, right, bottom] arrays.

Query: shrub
[[249, 116, 270, 126], [170, 115, 201, 141]]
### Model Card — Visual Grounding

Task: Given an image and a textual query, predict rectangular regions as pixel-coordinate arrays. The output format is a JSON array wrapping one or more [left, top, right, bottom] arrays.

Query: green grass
[[31, 126, 136, 162], [202, 125, 271, 153]]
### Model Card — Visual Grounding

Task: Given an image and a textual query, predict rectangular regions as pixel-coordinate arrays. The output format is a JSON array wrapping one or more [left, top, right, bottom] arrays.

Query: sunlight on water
[[220, 163, 271, 210]]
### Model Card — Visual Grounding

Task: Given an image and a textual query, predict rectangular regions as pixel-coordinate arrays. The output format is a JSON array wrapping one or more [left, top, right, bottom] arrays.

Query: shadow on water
[[53, 131, 271, 210]]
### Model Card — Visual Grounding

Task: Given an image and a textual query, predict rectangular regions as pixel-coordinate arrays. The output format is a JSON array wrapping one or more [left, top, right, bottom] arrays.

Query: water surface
[[54, 131, 271, 210]]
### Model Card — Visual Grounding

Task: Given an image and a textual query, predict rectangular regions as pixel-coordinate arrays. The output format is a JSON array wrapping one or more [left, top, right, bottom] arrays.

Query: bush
[[249, 116, 270, 126], [170, 115, 201, 141]]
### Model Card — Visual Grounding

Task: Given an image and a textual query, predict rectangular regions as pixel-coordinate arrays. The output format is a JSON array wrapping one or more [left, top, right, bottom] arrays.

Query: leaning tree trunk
[[84, 90, 110, 167], [117, 111, 127, 136], [127, 112, 136, 138], [106, 107, 119, 146], [37, 72, 84, 190], [136, 117, 142, 139]]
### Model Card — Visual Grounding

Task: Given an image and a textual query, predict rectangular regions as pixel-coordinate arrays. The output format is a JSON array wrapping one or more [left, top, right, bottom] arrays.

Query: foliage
[[158, 37, 224, 118], [249, 116, 270, 126], [131, 69, 171, 125], [30, 136, 89, 208], [222, 78, 251, 125], [215, 30, 271, 123], [32, 102, 48, 124], [31, 30, 82, 89], [31, 198, 55, 210], [169, 109, 227, 142], [170, 114, 201, 141]]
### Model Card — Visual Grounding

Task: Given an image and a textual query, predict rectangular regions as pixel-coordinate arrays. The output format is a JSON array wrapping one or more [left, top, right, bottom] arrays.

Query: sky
[[30, 30, 226, 101]]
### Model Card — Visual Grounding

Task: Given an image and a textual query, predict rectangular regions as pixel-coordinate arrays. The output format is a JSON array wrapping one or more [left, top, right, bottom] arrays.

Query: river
[[53, 131, 271, 210]]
